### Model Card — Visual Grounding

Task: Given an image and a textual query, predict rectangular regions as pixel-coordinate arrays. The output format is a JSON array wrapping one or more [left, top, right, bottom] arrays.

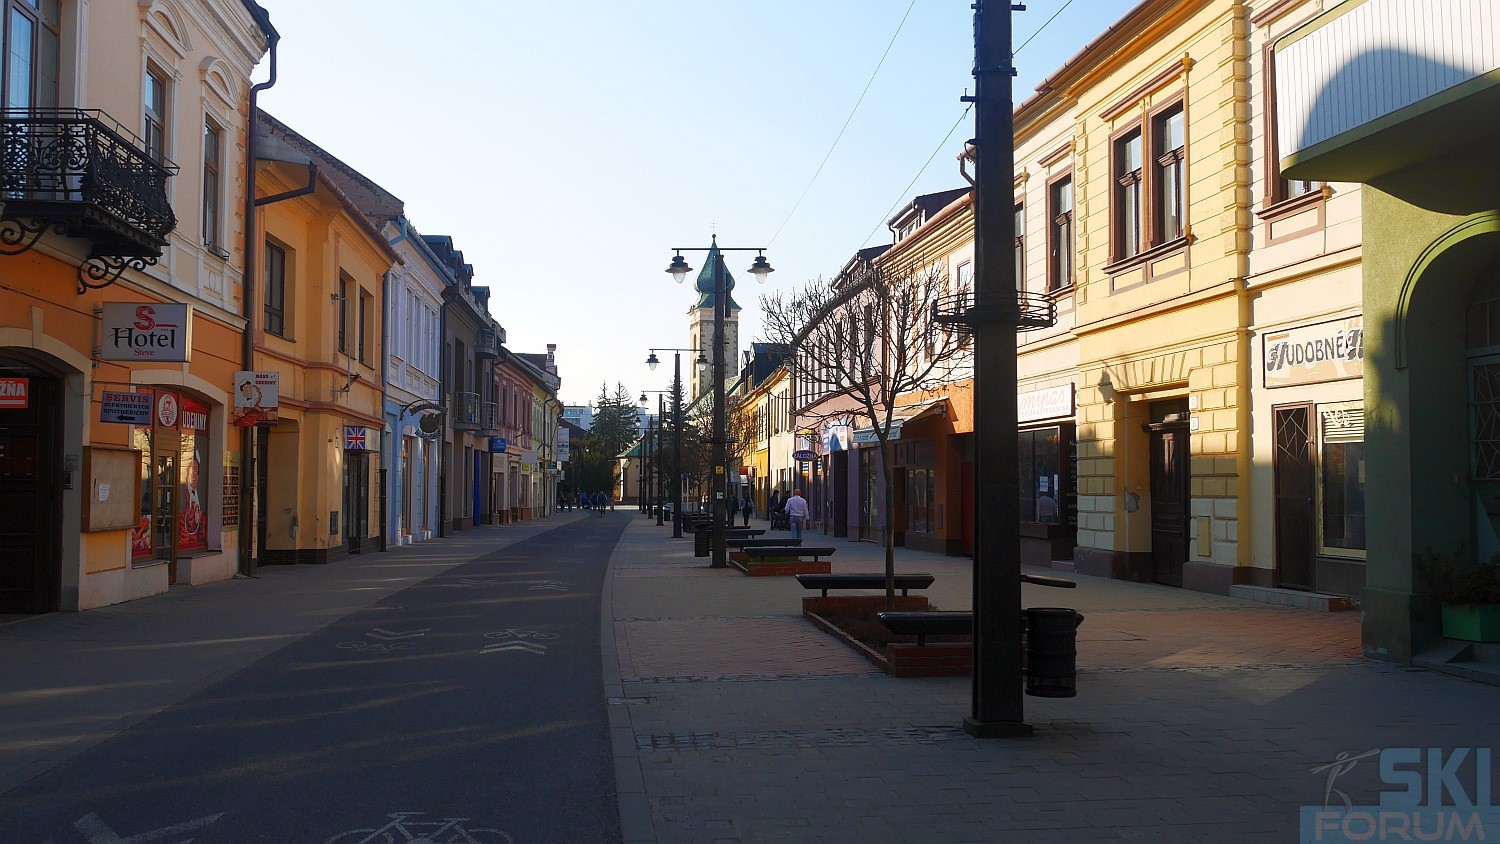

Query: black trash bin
[[694, 524, 711, 557], [1023, 607, 1084, 698]]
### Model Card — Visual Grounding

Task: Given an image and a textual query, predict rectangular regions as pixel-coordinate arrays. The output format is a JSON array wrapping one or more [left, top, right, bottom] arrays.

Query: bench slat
[[876, 610, 974, 646], [794, 573, 934, 597]]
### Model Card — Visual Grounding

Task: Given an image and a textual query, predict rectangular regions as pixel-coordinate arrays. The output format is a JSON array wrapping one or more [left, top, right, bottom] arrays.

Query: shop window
[[1019, 426, 1074, 526], [1319, 404, 1365, 554], [132, 392, 212, 563]]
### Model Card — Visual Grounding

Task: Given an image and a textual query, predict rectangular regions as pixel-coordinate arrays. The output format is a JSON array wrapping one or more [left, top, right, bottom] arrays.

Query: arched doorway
[[0, 357, 63, 614]]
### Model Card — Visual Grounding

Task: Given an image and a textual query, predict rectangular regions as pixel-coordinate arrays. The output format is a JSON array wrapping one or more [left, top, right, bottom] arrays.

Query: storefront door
[[345, 450, 369, 554], [1273, 404, 1316, 590], [0, 370, 60, 614], [1148, 404, 1190, 587]]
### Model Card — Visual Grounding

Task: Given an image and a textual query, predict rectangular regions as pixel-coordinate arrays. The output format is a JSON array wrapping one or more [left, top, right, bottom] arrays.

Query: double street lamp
[[666, 237, 773, 568], [647, 347, 706, 538]]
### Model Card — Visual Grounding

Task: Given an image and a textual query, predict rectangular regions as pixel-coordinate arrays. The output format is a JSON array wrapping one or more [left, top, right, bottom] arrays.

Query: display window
[[131, 390, 212, 563], [1019, 425, 1077, 527], [1318, 402, 1366, 556]]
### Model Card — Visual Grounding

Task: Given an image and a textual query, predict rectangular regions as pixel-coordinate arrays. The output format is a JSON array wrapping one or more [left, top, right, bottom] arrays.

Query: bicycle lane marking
[[5, 515, 631, 844]]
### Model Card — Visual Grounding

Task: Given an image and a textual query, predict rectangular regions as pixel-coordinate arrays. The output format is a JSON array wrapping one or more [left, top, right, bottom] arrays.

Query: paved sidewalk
[[0, 515, 588, 796], [605, 516, 1500, 843]]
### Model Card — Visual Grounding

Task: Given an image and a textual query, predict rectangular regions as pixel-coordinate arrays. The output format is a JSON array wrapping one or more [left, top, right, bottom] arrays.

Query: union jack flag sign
[[345, 426, 367, 450]]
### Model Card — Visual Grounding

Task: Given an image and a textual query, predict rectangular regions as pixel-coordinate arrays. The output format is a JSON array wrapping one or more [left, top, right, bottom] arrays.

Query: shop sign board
[[489, 437, 508, 453], [1263, 315, 1364, 388], [100, 303, 192, 362], [792, 449, 816, 461], [101, 390, 153, 424], [0, 377, 30, 409], [1017, 384, 1075, 424], [156, 391, 179, 428]]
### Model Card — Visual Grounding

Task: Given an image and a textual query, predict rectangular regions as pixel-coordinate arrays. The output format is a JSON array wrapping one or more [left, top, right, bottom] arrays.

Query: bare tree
[[759, 260, 972, 606]]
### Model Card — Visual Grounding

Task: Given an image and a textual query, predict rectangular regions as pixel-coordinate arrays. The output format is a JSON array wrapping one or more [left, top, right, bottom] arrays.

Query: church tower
[[688, 238, 741, 400]]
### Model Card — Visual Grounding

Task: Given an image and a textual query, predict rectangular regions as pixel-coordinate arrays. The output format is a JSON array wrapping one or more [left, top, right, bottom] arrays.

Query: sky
[[253, 0, 1139, 407]]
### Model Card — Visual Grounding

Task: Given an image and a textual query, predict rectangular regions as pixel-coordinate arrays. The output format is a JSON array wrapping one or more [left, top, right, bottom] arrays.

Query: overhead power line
[[766, 0, 918, 248]]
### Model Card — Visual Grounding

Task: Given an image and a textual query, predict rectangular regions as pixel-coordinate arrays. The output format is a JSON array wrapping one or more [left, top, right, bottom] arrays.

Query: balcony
[[1, 109, 179, 290], [481, 401, 500, 433], [452, 391, 481, 429], [476, 327, 500, 358], [1275, 0, 1500, 182]]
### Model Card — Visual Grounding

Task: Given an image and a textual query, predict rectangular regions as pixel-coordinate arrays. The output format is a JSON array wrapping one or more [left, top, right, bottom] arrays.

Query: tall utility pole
[[965, 0, 1028, 738]]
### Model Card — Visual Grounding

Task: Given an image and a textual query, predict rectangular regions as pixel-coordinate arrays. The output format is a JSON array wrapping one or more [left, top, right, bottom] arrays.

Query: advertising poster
[[178, 397, 210, 551], [233, 371, 279, 426]]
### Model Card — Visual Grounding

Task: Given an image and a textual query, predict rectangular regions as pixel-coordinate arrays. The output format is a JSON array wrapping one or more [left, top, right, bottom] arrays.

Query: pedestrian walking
[[768, 489, 782, 523], [595, 491, 606, 515], [740, 492, 753, 527], [784, 488, 809, 540]]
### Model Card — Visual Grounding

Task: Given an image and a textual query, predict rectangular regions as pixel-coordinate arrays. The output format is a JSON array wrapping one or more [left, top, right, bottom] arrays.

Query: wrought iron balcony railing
[[452, 391, 481, 428], [1, 109, 179, 291], [481, 401, 500, 432]]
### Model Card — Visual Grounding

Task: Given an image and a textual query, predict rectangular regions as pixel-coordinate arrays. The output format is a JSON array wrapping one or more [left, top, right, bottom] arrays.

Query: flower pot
[[1440, 603, 1500, 643]]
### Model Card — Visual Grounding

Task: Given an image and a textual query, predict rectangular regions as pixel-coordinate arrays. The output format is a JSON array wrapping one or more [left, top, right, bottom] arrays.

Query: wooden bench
[[742, 546, 837, 563], [727, 537, 801, 550], [875, 611, 973, 647], [794, 572, 934, 597]]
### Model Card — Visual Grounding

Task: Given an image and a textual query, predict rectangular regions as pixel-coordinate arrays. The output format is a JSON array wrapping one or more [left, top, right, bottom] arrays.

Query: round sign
[[792, 449, 817, 461], [157, 392, 179, 428]]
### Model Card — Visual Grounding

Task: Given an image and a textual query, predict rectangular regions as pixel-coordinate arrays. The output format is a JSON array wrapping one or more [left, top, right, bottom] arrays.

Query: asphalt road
[[3, 515, 628, 844]]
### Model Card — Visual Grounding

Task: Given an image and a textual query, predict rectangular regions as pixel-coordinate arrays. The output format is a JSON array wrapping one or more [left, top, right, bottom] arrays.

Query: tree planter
[[803, 595, 972, 676], [1441, 603, 1500, 642], [729, 553, 830, 576]]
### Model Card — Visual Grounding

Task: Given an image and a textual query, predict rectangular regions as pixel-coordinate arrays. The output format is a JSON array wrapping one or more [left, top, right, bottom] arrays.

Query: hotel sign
[[100, 303, 192, 362], [1263, 315, 1363, 388]]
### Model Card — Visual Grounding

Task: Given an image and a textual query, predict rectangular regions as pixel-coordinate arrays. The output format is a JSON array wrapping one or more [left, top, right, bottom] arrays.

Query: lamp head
[[646, 352, 659, 371], [695, 351, 708, 366], [666, 253, 692, 284], [747, 252, 774, 283], [639, 392, 648, 405]]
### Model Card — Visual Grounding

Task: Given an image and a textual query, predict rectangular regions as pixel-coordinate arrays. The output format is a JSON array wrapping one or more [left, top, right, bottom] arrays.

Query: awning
[[851, 399, 948, 445]]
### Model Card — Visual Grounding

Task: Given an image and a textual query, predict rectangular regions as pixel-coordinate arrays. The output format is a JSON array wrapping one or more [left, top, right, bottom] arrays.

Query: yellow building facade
[[250, 114, 397, 564]]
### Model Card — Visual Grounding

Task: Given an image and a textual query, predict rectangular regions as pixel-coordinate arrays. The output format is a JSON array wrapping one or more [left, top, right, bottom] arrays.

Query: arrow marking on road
[[481, 641, 547, 655], [366, 628, 430, 641], [71, 811, 224, 844]]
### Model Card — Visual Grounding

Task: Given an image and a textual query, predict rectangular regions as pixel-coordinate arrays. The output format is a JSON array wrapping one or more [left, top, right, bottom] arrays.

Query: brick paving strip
[[604, 516, 1500, 844]]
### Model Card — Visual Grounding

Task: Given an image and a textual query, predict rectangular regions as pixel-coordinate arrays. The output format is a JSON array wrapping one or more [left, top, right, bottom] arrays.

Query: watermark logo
[[1302, 747, 1498, 842]]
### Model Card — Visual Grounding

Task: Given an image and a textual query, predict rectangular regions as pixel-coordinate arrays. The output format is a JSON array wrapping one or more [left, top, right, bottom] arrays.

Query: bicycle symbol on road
[[325, 811, 512, 843], [484, 629, 559, 641]]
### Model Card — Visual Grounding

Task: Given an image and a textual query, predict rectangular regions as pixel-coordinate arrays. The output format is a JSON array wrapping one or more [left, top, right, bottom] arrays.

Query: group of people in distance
[[560, 490, 612, 514], [736, 487, 809, 540]]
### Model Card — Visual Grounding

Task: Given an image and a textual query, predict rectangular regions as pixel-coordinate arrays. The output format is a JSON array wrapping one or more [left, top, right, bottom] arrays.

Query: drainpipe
[[237, 22, 280, 577]]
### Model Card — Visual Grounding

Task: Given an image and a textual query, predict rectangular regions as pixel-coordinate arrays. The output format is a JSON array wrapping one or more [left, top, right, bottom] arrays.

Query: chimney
[[546, 343, 557, 375]]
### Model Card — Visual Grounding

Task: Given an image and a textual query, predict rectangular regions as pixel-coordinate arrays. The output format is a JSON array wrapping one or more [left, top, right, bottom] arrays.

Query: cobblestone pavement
[[604, 516, 1500, 844]]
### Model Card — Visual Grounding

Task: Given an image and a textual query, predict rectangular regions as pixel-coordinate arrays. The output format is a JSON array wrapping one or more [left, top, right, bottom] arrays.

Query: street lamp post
[[966, 0, 1027, 738], [648, 347, 707, 538], [640, 389, 674, 525], [666, 237, 773, 568]]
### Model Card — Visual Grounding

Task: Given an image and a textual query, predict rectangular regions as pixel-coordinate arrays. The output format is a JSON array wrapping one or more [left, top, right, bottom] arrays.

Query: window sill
[[131, 559, 169, 570], [1103, 236, 1190, 277], [1256, 185, 1329, 222], [204, 243, 230, 261], [178, 548, 223, 559]]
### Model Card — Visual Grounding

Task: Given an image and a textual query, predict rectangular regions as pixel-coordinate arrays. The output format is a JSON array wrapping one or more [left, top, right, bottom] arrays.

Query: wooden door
[[1273, 404, 1316, 590], [1149, 422, 1190, 587], [345, 450, 369, 553], [0, 373, 59, 613]]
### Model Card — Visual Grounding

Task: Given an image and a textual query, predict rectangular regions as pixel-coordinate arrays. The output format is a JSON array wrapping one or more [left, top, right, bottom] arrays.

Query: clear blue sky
[[254, 0, 1138, 407]]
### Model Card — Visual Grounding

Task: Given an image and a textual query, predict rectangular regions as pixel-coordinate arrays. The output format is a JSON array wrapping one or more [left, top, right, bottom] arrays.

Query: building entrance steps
[[1228, 584, 1354, 612]]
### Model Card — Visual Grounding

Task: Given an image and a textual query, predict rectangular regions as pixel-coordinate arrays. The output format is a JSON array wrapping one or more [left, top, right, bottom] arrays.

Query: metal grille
[[1473, 363, 1500, 479], [931, 290, 1057, 334]]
